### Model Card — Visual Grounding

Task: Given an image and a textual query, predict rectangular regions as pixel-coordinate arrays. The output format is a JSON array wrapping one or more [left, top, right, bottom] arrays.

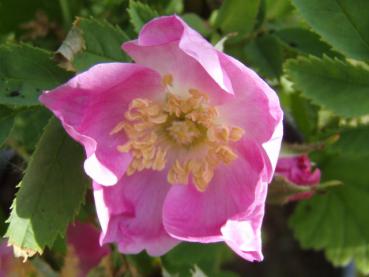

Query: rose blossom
[[40, 15, 283, 261], [275, 155, 321, 201], [67, 222, 110, 276]]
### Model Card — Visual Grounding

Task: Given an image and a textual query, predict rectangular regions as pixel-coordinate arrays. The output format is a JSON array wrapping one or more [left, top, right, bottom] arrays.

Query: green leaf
[[56, 17, 131, 72], [290, 153, 369, 274], [165, 0, 184, 14], [291, 0, 369, 60], [328, 126, 369, 158], [266, 0, 293, 20], [0, 0, 62, 34], [0, 105, 15, 146], [285, 56, 369, 117], [274, 28, 342, 58], [162, 243, 233, 277], [9, 107, 51, 153], [254, 0, 266, 30], [215, 0, 260, 36], [289, 93, 319, 140], [128, 0, 159, 34], [244, 34, 283, 79], [0, 44, 71, 107], [5, 117, 89, 258]]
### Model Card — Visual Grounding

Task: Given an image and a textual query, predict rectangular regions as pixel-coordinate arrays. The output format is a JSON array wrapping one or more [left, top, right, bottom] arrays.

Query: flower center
[[167, 119, 201, 145], [110, 85, 244, 191]]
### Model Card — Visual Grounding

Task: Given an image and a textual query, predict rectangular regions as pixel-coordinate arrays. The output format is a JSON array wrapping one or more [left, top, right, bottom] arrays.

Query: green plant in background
[[1, 0, 369, 276]]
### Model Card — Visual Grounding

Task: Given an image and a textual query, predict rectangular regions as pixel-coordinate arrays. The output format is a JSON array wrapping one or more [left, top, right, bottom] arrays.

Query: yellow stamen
[[229, 127, 245, 141], [162, 74, 173, 86], [167, 120, 201, 145], [215, 146, 238, 164], [110, 82, 245, 191], [167, 160, 190, 185]]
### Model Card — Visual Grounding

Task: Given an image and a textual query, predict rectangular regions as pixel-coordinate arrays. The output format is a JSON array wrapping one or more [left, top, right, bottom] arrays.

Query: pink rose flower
[[67, 222, 110, 276], [0, 240, 13, 277], [275, 155, 321, 201], [40, 16, 283, 261]]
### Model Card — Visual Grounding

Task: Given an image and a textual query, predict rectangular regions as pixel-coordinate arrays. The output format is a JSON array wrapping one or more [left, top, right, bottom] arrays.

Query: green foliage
[[57, 17, 131, 72], [328, 126, 369, 158], [290, 153, 369, 274], [244, 34, 283, 79], [285, 56, 369, 117], [215, 0, 260, 36], [165, 0, 184, 14], [0, 0, 62, 34], [0, 44, 71, 107], [128, 0, 159, 34], [0, 106, 15, 146], [266, 0, 293, 20], [289, 93, 319, 140], [274, 28, 342, 58], [5, 117, 89, 258], [9, 107, 51, 153], [292, 0, 369, 60], [290, 126, 369, 273], [74, 18, 131, 71], [162, 243, 234, 277]]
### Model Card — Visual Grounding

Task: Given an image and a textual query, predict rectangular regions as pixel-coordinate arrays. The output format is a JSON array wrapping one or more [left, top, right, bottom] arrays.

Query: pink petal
[[276, 155, 321, 185], [163, 138, 266, 250], [39, 63, 164, 186], [122, 15, 233, 105], [216, 52, 283, 181], [93, 170, 178, 256], [275, 155, 321, 202], [0, 240, 13, 276], [220, 183, 267, 262], [67, 222, 110, 276], [261, 121, 284, 182], [124, 15, 282, 180]]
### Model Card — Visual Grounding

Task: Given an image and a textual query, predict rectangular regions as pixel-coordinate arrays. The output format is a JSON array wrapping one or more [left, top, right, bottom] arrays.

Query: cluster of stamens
[[110, 77, 244, 191]]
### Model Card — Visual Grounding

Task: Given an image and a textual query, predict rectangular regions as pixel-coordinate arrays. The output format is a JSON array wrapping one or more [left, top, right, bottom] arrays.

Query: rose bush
[[40, 15, 283, 261]]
